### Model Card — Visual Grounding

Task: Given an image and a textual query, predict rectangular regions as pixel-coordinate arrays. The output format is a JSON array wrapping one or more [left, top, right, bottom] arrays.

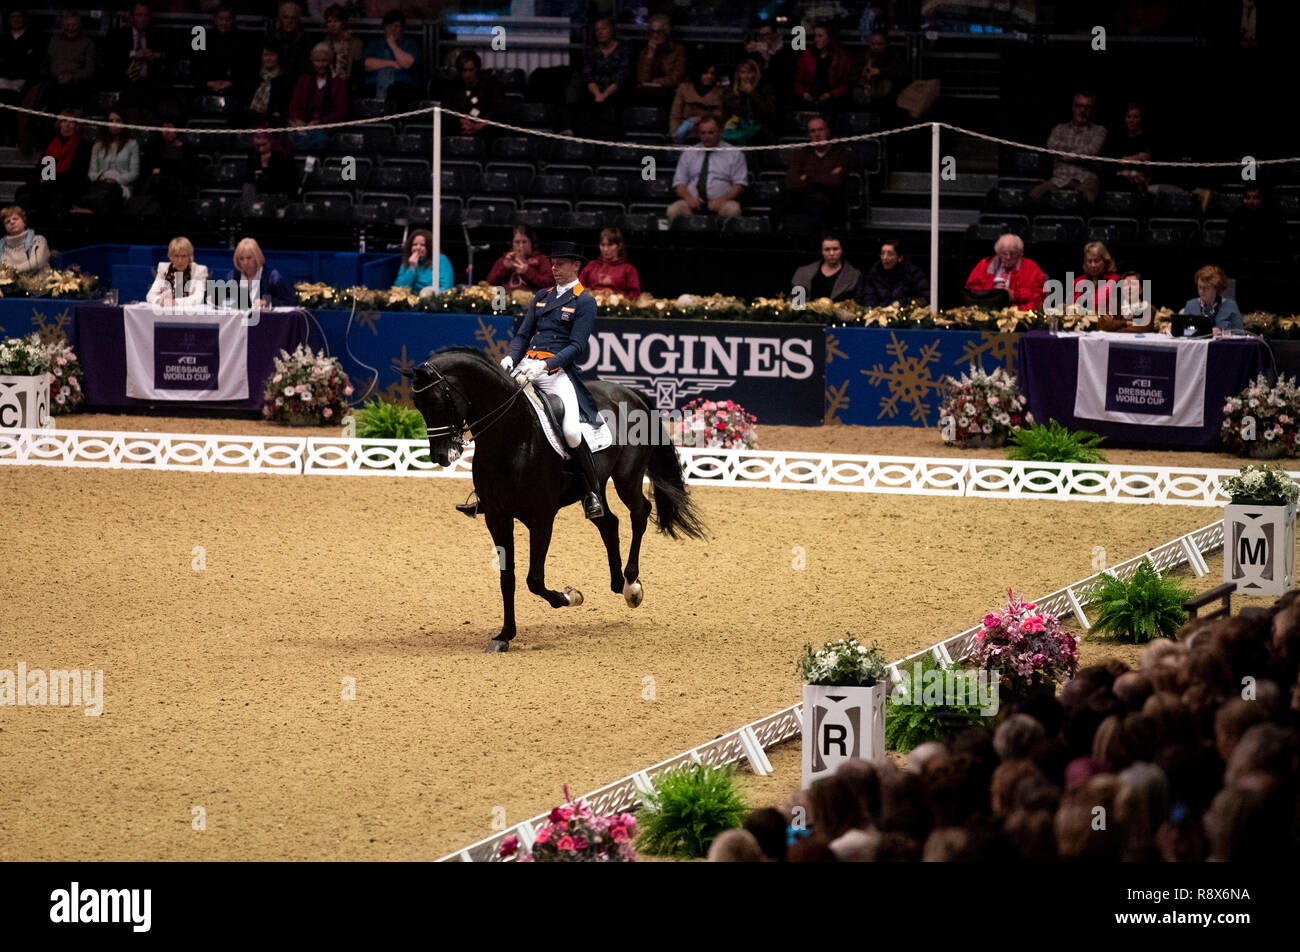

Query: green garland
[[0, 266, 101, 299]]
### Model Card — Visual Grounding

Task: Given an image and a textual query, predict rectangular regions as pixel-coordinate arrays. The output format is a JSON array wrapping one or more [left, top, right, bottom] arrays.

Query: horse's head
[[404, 359, 469, 468]]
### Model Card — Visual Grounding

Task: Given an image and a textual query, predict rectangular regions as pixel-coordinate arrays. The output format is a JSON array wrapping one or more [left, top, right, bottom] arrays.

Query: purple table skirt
[[68, 305, 315, 412], [1017, 331, 1271, 447]]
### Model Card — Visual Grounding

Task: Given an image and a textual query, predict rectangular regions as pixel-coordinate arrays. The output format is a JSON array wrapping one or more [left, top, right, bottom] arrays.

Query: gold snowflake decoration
[[382, 345, 417, 406], [825, 331, 847, 364], [475, 316, 508, 363], [825, 380, 850, 424], [31, 306, 73, 347], [862, 332, 942, 425], [960, 331, 1018, 374]]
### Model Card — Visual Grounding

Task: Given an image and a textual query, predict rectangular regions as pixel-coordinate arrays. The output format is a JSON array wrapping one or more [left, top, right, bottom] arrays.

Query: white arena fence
[[1, 427, 1294, 508], [437, 518, 1227, 862]]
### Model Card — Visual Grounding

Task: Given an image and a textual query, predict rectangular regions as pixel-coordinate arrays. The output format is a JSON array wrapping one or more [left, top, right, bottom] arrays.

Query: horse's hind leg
[[592, 508, 623, 595], [614, 466, 651, 608], [527, 513, 582, 609]]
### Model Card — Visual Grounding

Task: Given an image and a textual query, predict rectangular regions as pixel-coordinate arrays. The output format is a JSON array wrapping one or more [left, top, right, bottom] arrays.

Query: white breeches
[[534, 367, 582, 448]]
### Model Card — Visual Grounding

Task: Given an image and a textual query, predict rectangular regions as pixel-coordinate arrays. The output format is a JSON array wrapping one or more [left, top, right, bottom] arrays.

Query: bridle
[[410, 358, 527, 452]]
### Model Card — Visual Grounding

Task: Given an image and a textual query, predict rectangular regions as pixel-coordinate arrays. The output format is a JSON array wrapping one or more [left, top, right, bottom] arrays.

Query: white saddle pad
[[524, 383, 614, 459]]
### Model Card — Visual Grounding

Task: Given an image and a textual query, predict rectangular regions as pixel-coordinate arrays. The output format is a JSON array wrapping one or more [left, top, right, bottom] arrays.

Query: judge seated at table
[[1180, 264, 1242, 334], [211, 236, 296, 309], [1096, 271, 1151, 333], [146, 236, 208, 307], [963, 233, 1046, 311]]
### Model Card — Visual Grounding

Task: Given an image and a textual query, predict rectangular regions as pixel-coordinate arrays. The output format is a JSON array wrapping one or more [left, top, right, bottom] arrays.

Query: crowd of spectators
[[711, 593, 1300, 862]]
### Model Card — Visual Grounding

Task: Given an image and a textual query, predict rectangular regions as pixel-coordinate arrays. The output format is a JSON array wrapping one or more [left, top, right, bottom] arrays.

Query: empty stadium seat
[[517, 103, 554, 128], [1207, 188, 1245, 217], [1201, 218, 1228, 248], [748, 179, 784, 206], [351, 204, 388, 225], [1030, 215, 1085, 245], [1145, 217, 1199, 245], [835, 112, 880, 136], [1086, 217, 1140, 243], [976, 213, 1030, 236], [579, 176, 629, 201], [985, 185, 1032, 213], [547, 140, 597, 166], [482, 165, 533, 193], [617, 213, 657, 233], [623, 106, 667, 132], [670, 215, 719, 233], [724, 216, 772, 236], [516, 208, 557, 229], [352, 98, 386, 119], [560, 211, 606, 231], [1098, 190, 1143, 216], [442, 161, 482, 192], [1000, 151, 1052, 178], [392, 132, 431, 156], [1038, 189, 1087, 215], [466, 200, 518, 225], [367, 167, 421, 191], [1153, 190, 1201, 216], [634, 177, 673, 203], [330, 131, 367, 154], [490, 136, 540, 162], [443, 136, 487, 161]]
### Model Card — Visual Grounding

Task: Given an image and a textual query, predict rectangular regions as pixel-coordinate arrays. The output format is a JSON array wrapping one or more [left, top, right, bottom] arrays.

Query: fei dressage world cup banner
[[1073, 333, 1208, 428], [123, 305, 250, 401]]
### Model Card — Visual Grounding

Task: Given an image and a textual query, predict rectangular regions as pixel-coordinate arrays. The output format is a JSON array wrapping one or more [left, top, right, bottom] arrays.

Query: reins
[[412, 359, 528, 445]]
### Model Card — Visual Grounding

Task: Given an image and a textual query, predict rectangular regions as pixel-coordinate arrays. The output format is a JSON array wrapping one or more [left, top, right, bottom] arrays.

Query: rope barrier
[[2, 100, 1297, 169]]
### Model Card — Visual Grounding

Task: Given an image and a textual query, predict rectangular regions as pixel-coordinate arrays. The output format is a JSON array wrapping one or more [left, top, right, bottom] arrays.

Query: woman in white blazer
[[146, 236, 209, 307]]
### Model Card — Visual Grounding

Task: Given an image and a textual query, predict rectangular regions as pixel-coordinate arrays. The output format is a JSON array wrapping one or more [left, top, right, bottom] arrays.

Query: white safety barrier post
[[432, 106, 442, 275], [930, 122, 940, 315]]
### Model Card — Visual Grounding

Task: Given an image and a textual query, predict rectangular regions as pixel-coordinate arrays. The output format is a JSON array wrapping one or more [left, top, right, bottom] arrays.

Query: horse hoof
[[623, 579, 644, 608], [563, 586, 584, 607], [484, 639, 510, 653]]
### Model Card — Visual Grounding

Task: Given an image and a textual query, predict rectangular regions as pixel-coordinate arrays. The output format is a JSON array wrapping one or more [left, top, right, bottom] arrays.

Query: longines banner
[[574, 320, 826, 425]]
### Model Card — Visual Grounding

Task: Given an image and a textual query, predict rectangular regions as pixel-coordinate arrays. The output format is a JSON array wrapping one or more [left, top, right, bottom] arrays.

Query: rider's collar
[[553, 279, 582, 297]]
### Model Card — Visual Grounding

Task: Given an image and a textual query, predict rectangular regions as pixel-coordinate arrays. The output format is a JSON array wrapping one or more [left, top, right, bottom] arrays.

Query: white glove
[[516, 357, 547, 381], [500, 355, 514, 373]]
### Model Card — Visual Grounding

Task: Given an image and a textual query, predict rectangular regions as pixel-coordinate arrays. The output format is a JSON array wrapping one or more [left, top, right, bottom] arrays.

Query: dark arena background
[[0, 0, 1296, 932]]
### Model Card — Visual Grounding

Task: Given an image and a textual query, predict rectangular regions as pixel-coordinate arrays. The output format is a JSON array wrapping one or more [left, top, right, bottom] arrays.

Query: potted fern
[[635, 763, 747, 860], [797, 636, 888, 788], [885, 654, 995, 753], [0, 332, 52, 429], [1222, 464, 1300, 596], [1089, 559, 1191, 643]]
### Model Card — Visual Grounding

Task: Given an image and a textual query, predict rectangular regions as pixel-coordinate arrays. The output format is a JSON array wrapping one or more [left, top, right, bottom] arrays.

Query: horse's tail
[[647, 421, 707, 541]]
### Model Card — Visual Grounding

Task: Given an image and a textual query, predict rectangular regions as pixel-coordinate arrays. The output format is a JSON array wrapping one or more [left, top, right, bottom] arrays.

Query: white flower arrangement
[[796, 636, 888, 687], [0, 332, 52, 376]]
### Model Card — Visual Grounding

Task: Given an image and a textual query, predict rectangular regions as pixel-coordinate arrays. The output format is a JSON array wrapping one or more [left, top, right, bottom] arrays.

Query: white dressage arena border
[[0, 428, 1294, 507], [437, 518, 1227, 862]]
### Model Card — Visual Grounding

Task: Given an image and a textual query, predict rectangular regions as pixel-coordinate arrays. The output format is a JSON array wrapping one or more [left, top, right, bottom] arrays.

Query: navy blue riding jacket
[[507, 281, 602, 425]]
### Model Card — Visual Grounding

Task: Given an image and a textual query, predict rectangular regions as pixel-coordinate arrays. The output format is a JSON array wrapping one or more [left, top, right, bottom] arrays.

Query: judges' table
[[69, 304, 315, 412], [1017, 330, 1271, 447]]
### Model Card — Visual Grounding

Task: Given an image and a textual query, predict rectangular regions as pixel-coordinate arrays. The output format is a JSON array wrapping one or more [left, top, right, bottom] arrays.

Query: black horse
[[405, 348, 706, 652]]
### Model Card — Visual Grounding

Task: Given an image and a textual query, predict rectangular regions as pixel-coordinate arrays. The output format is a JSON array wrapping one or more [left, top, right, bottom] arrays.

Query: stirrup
[[455, 491, 479, 518], [582, 491, 605, 520]]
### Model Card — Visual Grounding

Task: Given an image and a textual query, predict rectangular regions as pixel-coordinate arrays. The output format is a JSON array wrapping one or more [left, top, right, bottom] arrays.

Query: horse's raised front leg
[[483, 511, 516, 652], [526, 512, 583, 609]]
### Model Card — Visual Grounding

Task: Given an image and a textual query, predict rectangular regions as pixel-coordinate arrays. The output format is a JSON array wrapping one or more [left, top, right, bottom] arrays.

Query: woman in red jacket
[[794, 24, 854, 112], [485, 223, 552, 293], [578, 228, 642, 298], [963, 233, 1047, 311], [1071, 241, 1120, 315]]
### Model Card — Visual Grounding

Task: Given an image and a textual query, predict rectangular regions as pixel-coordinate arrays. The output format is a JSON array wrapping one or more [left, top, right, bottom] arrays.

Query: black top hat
[[548, 240, 585, 262]]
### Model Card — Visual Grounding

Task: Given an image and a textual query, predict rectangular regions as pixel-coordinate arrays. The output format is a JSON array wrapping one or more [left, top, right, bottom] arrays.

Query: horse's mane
[[426, 346, 502, 372]]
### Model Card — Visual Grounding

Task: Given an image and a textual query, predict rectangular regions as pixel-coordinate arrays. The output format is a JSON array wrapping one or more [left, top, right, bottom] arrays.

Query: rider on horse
[[496, 240, 608, 521]]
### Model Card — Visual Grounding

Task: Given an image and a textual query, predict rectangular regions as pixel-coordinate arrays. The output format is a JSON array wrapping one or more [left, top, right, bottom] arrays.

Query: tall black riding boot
[[572, 436, 606, 520]]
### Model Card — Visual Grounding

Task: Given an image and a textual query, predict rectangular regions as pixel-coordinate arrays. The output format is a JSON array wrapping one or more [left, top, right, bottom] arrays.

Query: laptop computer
[[1171, 311, 1214, 338]]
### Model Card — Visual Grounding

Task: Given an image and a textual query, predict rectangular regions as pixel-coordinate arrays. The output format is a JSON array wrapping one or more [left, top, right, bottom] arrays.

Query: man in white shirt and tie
[[667, 116, 747, 222]]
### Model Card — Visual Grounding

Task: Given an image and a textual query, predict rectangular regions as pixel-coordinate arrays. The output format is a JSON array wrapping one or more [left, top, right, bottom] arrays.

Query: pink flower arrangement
[[46, 337, 84, 415], [261, 344, 351, 425], [939, 366, 1031, 446], [669, 398, 758, 450], [968, 589, 1078, 693], [500, 787, 637, 862]]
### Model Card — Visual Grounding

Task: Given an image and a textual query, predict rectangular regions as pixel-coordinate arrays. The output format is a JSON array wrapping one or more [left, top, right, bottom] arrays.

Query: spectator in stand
[[267, 2, 312, 81], [635, 14, 687, 107], [779, 115, 850, 240], [1031, 91, 1107, 206], [852, 31, 906, 115], [794, 23, 854, 116], [0, 205, 49, 273], [217, 237, 297, 309], [146, 236, 209, 307], [197, 4, 244, 100], [486, 223, 552, 294], [288, 43, 348, 153], [964, 233, 1047, 311], [721, 59, 777, 145], [322, 4, 363, 86], [669, 59, 725, 143], [1105, 102, 1152, 192], [1181, 264, 1243, 333], [579, 16, 629, 138], [445, 50, 503, 138], [363, 10, 421, 111], [244, 129, 298, 200], [1227, 183, 1291, 310], [857, 238, 929, 307], [791, 233, 862, 302], [706, 829, 765, 862], [394, 229, 453, 296], [1071, 241, 1120, 314], [244, 42, 293, 127], [14, 110, 90, 214], [667, 116, 747, 223], [579, 228, 642, 299], [0, 10, 46, 148], [106, 3, 172, 123], [80, 111, 140, 216], [745, 21, 796, 109], [131, 120, 196, 216], [35, 12, 95, 121]]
